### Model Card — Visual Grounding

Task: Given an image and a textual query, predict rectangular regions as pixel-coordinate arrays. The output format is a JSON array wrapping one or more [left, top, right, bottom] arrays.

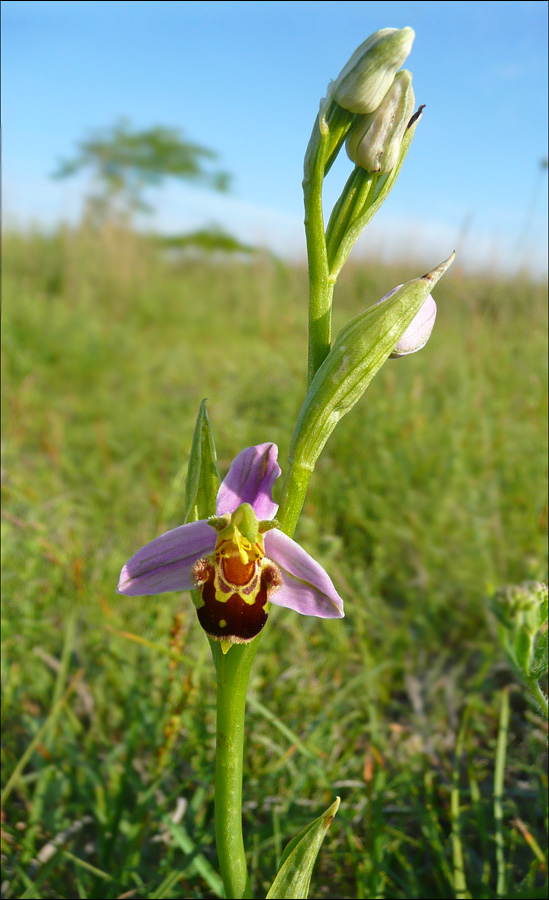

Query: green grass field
[[2, 226, 547, 899]]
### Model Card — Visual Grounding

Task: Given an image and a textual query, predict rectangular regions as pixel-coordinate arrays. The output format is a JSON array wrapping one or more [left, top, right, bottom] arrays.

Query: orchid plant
[[118, 27, 454, 900]]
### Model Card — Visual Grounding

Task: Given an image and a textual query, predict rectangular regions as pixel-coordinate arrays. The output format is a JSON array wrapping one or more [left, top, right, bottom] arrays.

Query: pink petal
[[264, 530, 344, 618], [375, 285, 437, 357], [390, 294, 437, 357], [117, 520, 216, 596], [216, 443, 281, 519]]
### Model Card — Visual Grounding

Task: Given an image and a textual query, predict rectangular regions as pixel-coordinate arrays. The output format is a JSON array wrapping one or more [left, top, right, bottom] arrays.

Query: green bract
[[183, 399, 220, 524], [326, 109, 423, 278], [346, 70, 415, 174], [289, 255, 455, 471], [266, 798, 340, 899]]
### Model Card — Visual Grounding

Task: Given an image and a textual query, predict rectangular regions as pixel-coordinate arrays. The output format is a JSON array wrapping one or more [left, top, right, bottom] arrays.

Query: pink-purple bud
[[377, 286, 437, 357]]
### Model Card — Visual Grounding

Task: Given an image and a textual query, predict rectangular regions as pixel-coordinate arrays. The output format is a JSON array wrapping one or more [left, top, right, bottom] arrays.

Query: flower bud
[[375, 284, 436, 356], [492, 582, 548, 636], [289, 254, 454, 471], [333, 27, 414, 114], [346, 70, 415, 174], [491, 582, 548, 680]]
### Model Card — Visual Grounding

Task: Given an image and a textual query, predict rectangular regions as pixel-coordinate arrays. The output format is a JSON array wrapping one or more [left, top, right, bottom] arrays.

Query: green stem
[[494, 687, 510, 899], [213, 639, 260, 899], [303, 131, 332, 387], [302, 101, 355, 386], [282, 108, 335, 533]]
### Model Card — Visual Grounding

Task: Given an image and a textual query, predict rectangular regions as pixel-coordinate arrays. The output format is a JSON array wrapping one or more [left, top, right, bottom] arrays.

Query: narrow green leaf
[[1, 678, 79, 809], [247, 696, 326, 766], [150, 868, 189, 899], [61, 849, 113, 882], [513, 627, 533, 676], [530, 629, 548, 680], [183, 399, 220, 523], [537, 587, 548, 629], [494, 689, 510, 899], [323, 102, 357, 176], [451, 704, 471, 900], [162, 818, 225, 898], [265, 797, 340, 900], [19, 845, 65, 899]]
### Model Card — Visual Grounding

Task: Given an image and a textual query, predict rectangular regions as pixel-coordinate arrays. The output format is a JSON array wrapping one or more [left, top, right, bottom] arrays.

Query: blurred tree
[[53, 118, 231, 225], [157, 225, 254, 255]]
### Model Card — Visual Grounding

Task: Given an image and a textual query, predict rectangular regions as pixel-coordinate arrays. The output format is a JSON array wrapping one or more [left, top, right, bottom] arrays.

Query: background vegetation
[[2, 225, 547, 898]]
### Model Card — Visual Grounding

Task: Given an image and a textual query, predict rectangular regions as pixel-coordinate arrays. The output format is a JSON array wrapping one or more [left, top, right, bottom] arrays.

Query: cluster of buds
[[491, 581, 548, 682], [332, 27, 417, 174], [314, 26, 445, 368]]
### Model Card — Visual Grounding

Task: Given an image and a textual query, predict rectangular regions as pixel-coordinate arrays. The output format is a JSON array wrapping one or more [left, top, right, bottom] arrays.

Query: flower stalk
[[117, 24, 455, 900], [303, 103, 332, 386], [211, 638, 258, 899]]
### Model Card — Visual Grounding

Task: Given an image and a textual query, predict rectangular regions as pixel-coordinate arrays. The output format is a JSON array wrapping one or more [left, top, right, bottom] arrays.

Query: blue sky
[[3, 0, 548, 274]]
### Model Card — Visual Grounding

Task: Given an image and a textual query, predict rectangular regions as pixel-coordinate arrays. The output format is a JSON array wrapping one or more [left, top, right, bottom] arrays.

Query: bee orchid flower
[[117, 444, 344, 644]]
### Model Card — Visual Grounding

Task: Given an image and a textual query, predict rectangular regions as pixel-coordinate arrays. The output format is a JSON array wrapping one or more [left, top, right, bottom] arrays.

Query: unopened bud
[[290, 254, 454, 470], [491, 581, 548, 681], [333, 27, 414, 115], [376, 285, 437, 357], [492, 582, 548, 635], [346, 70, 415, 173]]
